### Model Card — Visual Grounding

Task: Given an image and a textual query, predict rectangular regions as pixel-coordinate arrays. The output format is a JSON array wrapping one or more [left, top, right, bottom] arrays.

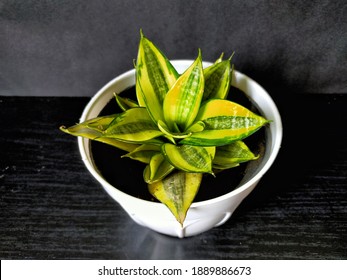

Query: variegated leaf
[[143, 153, 175, 183], [60, 115, 138, 152], [136, 31, 179, 124], [122, 144, 161, 164], [115, 93, 138, 111], [104, 107, 163, 143], [148, 171, 203, 225], [213, 141, 259, 169], [180, 99, 268, 146], [161, 143, 215, 174], [203, 59, 231, 100], [186, 121, 205, 133], [163, 50, 204, 132], [158, 120, 192, 140]]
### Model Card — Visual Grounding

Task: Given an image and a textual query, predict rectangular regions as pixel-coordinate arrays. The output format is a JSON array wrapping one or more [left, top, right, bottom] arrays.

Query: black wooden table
[[1, 94, 346, 259]]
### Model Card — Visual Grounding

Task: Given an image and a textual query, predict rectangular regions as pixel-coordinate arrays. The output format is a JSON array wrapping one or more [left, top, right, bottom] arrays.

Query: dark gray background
[[1, 0, 346, 96]]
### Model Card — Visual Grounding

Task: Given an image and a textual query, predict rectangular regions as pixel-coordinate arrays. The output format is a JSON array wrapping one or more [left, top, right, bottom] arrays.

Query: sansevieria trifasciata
[[60, 31, 269, 225]]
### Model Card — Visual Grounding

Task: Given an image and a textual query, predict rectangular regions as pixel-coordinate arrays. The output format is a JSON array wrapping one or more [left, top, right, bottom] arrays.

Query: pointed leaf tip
[[163, 52, 204, 131], [180, 99, 268, 146], [148, 172, 203, 225], [136, 33, 179, 124]]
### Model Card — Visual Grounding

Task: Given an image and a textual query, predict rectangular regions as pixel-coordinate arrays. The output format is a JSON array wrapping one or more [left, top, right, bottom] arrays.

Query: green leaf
[[60, 115, 138, 152], [158, 120, 192, 140], [203, 59, 231, 100], [104, 107, 163, 143], [93, 137, 140, 152], [143, 153, 175, 183], [136, 31, 179, 124], [186, 121, 205, 133], [148, 171, 203, 225], [161, 143, 215, 174], [213, 141, 259, 169], [122, 144, 161, 164], [213, 52, 225, 64], [212, 163, 240, 170], [78, 114, 120, 132], [180, 99, 268, 146], [163, 50, 204, 132], [115, 93, 138, 111]]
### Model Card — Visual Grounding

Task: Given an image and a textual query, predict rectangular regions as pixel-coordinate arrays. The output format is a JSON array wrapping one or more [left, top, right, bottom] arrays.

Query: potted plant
[[60, 31, 282, 238]]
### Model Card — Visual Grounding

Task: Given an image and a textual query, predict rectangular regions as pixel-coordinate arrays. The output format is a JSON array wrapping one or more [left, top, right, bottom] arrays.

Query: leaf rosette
[[60, 31, 269, 225]]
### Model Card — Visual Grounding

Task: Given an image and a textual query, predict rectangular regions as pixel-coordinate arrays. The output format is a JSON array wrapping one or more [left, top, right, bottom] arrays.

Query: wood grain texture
[[0, 95, 346, 259]]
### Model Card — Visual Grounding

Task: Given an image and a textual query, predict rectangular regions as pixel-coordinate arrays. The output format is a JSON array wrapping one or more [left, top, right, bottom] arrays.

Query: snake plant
[[60, 31, 269, 225]]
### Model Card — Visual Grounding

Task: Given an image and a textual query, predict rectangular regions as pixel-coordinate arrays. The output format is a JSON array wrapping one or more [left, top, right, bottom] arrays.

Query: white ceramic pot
[[78, 60, 283, 238]]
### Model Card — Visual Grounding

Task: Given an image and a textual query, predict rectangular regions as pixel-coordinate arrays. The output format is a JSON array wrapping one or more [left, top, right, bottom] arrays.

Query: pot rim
[[78, 60, 283, 208]]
